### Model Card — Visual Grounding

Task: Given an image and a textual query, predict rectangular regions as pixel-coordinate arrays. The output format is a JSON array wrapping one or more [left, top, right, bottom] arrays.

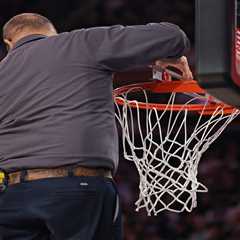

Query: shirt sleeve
[[72, 23, 190, 72]]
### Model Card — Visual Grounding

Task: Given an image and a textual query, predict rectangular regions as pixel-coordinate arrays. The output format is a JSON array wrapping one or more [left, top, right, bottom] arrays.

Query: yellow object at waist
[[0, 172, 5, 184]]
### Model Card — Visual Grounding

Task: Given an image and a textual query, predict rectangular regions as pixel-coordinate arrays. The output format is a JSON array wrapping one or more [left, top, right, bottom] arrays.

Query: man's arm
[[77, 23, 190, 72], [154, 56, 193, 80]]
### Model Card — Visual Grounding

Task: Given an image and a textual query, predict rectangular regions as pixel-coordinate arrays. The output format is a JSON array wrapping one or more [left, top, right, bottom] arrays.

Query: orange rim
[[113, 80, 236, 115]]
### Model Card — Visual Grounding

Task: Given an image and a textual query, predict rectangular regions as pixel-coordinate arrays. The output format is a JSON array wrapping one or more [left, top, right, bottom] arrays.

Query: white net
[[114, 84, 239, 216]]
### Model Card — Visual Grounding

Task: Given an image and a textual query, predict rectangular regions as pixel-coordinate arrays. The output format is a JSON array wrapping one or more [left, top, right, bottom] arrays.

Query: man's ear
[[3, 39, 13, 51]]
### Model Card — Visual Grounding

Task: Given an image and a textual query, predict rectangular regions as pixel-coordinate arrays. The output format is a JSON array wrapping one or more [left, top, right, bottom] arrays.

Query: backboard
[[196, 0, 240, 108]]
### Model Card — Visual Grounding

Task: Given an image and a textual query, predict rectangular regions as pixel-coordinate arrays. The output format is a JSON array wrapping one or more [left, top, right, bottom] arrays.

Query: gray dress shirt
[[0, 23, 189, 173]]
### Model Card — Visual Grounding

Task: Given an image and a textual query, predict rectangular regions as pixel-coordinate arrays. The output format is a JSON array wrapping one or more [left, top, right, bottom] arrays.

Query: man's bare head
[[3, 13, 57, 50]]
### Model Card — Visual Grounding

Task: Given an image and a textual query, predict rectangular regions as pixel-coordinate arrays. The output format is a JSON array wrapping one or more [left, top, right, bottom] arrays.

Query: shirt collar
[[11, 34, 47, 51]]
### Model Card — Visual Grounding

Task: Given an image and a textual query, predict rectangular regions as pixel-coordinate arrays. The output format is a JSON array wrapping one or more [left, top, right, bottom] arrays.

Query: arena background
[[1, 1, 240, 239]]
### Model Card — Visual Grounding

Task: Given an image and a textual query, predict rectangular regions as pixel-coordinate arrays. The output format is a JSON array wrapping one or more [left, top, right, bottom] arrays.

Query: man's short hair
[[3, 13, 56, 40]]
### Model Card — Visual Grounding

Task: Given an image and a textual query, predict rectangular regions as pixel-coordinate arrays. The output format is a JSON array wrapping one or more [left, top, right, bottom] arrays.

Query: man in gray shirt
[[0, 13, 192, 240]]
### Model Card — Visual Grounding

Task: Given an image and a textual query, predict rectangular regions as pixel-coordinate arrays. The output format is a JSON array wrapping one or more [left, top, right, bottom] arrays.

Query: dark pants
[[0, 176, 122, 240]]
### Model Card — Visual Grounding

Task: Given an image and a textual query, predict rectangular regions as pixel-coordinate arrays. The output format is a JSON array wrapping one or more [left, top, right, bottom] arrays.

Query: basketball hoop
[[114, 71, 239, 215]]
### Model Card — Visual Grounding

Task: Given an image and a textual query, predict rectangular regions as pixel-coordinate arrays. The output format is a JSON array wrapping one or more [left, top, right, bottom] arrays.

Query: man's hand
[[153, 56, 193, 80]]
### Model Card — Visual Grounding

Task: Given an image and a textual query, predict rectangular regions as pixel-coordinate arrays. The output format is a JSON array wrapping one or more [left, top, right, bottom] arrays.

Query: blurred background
[[1, 1, 240, 240]]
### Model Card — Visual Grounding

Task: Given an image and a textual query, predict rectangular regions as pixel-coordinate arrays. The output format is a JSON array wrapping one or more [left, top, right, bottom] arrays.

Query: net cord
[[115, 89, 239, 215]]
